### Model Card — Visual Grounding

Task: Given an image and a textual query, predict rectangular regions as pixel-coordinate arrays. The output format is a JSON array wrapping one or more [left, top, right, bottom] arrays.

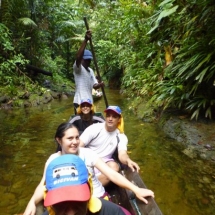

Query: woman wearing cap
[[73, 30, 104, 114], [24, 123, 154, 215], [68, 98, 104, 135], [44, 154, 129, 215]]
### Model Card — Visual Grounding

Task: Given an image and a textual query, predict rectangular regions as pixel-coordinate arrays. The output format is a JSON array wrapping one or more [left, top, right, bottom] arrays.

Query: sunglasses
[[81, 103, 91, 108]]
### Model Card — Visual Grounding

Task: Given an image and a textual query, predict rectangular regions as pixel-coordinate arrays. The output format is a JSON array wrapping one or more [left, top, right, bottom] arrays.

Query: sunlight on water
[[0, 89, 214, 215]]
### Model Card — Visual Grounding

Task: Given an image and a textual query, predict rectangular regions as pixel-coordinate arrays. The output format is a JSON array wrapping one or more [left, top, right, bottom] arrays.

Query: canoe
[[92, 89, 103, 101], [68, 112, 163, 214], [34, 113, 162, 215], [34, 166, 162, 215], [106, 166, 163, 215], [93, 93, 103, 101]]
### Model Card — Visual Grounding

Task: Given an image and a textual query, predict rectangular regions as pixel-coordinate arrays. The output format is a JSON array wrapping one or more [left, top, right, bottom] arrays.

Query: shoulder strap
[[88, 127, 103, 145], [116, 133, 120, 145], [112, 132, 121, 162]]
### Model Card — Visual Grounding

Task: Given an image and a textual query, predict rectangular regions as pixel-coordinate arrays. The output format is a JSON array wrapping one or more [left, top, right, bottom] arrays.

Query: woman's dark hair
[[55, 122, 78, 152], [80, 111, 93, 126]]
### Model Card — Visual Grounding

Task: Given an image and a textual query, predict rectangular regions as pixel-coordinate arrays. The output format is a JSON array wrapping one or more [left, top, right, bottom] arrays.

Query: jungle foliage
[[0, 0, 215, 119]]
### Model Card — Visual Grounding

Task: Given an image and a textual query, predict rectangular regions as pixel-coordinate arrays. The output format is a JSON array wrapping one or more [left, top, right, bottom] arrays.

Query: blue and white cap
[[80, 98, 92, 106], [44, 154, 90, 207], [104, 106, 122, 116], [83, 49, 93, 60]]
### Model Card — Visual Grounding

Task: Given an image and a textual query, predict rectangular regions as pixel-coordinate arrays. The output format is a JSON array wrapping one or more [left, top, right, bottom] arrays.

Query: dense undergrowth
[[1, 0, 215, 119]]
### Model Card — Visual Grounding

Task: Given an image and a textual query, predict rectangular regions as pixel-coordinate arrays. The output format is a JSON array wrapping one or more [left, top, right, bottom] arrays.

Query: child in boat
[[23, 123, 154, 215]]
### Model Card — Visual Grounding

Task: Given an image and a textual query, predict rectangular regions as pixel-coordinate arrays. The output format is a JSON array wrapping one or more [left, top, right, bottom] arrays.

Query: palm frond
[[18, 17, 37, 27]]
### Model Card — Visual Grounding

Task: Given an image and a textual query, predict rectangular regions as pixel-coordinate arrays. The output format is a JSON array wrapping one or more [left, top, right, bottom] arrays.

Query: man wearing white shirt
[[73, 30, 104, 114], [80, 105, 140, 186]]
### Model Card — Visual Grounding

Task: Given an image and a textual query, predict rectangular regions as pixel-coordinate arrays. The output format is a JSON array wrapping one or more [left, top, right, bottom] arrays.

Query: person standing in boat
[[23, 123, 154, 215], [73, 30, 104, 114], [80, 105, 140, 186], [68, 98, 104, 135]]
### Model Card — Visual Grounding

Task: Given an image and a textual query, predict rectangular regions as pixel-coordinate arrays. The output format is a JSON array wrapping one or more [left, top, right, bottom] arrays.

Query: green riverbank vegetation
[[1, 0, 215, 119]]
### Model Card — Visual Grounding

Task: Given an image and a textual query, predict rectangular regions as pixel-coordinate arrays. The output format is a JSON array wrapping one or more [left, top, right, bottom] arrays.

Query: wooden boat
[[93, 94, 103, 101], [92, 89, 103, 101], [34, 166, 162, 215], [68, 112, 162, 214], [34, 113, 162, 215], [106, 166, 163, 215]]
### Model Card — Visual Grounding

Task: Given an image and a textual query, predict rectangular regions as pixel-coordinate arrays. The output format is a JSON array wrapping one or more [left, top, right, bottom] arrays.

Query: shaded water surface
[[0, 89, 214, 215]]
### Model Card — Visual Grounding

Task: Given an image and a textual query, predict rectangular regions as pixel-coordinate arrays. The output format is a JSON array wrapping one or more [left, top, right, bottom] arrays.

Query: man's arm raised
[[75, 30, 92, 68]]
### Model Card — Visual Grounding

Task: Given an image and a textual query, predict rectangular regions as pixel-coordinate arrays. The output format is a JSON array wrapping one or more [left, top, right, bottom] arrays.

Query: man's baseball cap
[[44, 154, 90, 207], [104, 106, 122, 116], [83, 49, 93, 60], [80, 99, 92, 106]]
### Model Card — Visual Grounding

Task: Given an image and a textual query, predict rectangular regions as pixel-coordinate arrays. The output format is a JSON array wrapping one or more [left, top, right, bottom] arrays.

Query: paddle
[[83, 17, 109, 108]]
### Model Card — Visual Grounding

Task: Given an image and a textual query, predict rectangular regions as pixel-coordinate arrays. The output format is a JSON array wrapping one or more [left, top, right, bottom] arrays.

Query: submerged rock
[[158, 111, 215, 163]]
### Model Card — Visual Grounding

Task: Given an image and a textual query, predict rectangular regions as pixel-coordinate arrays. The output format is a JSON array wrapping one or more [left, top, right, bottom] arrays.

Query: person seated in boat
[[42, 154, 130, 215], [80, 105, 139, 186], [68, 98, 104, 135], [23, 123, 154, 215]]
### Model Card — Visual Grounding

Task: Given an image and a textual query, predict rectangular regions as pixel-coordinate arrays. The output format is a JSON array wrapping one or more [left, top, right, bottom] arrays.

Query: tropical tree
[[1, 0, 215, 120], [146, 0, 215, 119]]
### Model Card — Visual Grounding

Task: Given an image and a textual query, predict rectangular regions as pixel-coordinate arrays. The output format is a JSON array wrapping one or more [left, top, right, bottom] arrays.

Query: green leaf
[[18, 18, 37, 27], [191, 109, 200, 120], [195, 66, 209, 83], [157, 6, 179, 22], [147, 23, 159, 35], [205, 107, 211, 119], [159, 0, 175, 7]]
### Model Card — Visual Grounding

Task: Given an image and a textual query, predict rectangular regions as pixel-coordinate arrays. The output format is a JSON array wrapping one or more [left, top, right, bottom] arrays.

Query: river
[[0, 89, 214, 215]]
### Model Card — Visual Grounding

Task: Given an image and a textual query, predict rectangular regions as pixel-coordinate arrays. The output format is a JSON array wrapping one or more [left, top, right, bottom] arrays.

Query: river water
[[0, 89, 214, 215]]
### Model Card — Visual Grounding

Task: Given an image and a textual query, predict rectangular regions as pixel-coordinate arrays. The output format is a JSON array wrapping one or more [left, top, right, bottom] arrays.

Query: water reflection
[[0, 89, 214, 215], [123, 110, 215, 215]]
